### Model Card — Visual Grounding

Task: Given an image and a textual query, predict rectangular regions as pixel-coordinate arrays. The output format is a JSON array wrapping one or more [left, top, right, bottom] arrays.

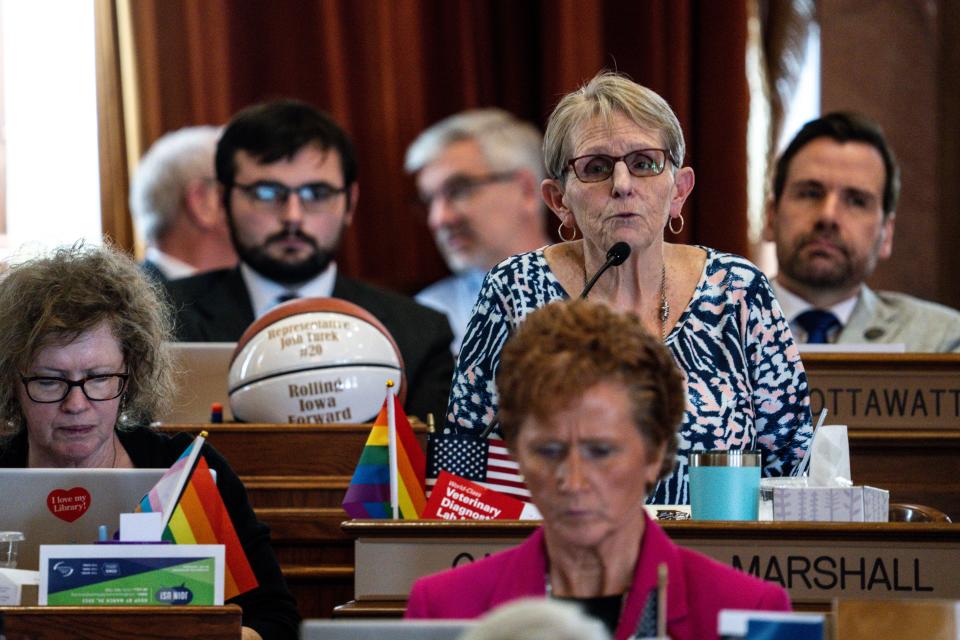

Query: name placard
[[347, 521, 960, 605], [689, 539, 957, 602], [802, 354, 960, 429], [355, 538, 516, 600]]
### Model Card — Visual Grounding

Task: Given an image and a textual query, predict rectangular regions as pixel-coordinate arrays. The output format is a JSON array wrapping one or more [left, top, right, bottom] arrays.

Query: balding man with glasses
[[164, 100, 454, 421]]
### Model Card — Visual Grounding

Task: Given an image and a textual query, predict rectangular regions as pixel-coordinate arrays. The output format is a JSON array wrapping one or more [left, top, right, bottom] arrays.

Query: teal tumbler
[[689, 450, 761, 521]]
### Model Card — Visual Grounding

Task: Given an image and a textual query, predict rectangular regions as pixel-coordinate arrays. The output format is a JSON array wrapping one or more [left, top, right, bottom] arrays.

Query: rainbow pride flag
[[138, 433, 258, 600], [342, 387, 427, 519]]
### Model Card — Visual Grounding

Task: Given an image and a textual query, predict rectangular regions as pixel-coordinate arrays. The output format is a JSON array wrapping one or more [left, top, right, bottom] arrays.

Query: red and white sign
[[422, 472, 527, 521], [46, 487, 91, 523]]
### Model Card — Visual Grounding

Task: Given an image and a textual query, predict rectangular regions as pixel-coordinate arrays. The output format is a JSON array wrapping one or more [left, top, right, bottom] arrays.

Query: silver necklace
[[658, 265, 669, 341]]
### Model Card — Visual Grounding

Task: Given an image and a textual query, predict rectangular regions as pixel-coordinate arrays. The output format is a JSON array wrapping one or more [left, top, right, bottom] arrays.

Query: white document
[[0, 567, 40, 605], [119, 512, 164, 542]]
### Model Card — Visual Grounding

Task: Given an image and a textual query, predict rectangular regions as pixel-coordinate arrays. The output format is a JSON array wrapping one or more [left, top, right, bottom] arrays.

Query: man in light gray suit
[[765, 112, 960, 352]]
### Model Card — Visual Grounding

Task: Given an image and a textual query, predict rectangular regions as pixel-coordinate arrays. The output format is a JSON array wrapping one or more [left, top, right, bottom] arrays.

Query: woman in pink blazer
[[406, 301, 789, 640]]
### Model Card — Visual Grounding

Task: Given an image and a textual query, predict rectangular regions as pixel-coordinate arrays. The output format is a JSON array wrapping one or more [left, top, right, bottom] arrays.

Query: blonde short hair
[[543, 71, 685, 180]]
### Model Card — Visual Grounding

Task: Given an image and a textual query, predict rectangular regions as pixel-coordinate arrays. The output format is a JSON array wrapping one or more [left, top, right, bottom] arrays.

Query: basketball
[[228, 298, 406, 424]]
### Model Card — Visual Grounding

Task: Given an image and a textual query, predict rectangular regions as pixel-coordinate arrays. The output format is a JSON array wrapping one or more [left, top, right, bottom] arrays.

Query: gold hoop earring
[[668, 214, 684, 235], [558, 222, 577, 242]]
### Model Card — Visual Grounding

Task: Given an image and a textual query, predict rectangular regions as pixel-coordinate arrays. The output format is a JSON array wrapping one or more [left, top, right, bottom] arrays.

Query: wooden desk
[[256, 507, 353, 619], [0, 605, 242, 639], [849, 429, 960, 519], [155, 420, 958, 618], [157, 423, 426, 509], [157, 423, 426, 477], [801, 354, 960, 518], [160, 420, 959, 515], [337, 519, 960, 616]]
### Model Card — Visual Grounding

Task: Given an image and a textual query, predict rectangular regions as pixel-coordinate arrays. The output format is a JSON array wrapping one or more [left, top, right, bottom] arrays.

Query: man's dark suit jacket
[[163, 268, 455, 422], [140, 259, 169, 285]]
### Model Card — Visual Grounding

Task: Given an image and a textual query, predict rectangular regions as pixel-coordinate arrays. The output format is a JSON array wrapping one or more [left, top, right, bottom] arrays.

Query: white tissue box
[[772, 485, 889, 522]]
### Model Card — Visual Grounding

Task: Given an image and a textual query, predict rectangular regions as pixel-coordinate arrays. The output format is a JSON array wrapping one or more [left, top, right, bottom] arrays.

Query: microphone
[[579, 242, 631, 299]]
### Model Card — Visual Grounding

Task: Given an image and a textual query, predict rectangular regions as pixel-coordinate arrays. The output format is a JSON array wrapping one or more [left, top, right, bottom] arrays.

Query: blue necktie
[[275, 291, 299, 306], [795, 309, 840, 344]]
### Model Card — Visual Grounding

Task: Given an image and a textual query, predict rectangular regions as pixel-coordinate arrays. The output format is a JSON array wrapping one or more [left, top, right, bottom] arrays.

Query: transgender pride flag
[[138, 431, 257, 600], [342, 384, 427, 519]]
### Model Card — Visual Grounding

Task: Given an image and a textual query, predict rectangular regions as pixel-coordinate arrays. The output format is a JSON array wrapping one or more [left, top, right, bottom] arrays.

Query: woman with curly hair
[[0, 243, 298, 640]]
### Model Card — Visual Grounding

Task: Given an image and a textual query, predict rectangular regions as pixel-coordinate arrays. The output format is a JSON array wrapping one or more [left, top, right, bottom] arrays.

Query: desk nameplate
[[355, 538, 519, 600], [684, 538, 960, 602], [351, 523, 960, 604], [803, 354, 960, 429]]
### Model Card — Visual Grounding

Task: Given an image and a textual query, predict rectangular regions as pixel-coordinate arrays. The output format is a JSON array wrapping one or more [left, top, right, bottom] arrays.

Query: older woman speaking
[[447, 71, 811, 503], [410, 301, 789, 639], [0, 245, 298, 640]]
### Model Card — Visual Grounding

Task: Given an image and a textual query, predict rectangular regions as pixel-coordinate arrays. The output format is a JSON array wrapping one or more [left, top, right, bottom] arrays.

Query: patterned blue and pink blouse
[[445, 246, 813, 505]]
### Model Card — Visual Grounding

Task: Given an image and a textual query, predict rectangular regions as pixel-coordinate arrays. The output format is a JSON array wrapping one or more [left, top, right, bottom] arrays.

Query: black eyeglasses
[[20, 373, 129, 403], [566, 149, 674, 183], [418, 172, 517, 212], [233, 180, 348, 213]]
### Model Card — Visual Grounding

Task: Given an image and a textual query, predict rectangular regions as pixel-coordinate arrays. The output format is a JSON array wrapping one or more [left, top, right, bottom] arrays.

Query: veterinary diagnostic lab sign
[[421, 472, 527, 521], [39, 544, 224, 606]]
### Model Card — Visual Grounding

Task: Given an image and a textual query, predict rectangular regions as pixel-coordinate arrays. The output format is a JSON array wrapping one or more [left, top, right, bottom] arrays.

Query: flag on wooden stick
[[342, 382, 427, 519]]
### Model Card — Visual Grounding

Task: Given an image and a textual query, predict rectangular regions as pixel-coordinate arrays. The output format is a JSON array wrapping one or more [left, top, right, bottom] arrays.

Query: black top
[[556, 594, 623, 636], [0, 428, 300, 640], [164, 267, 455, 422], [139, 259, 169, 285]]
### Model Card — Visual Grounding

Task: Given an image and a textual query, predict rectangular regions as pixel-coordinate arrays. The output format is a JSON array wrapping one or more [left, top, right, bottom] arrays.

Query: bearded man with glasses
[[164, 100, 454, 422]]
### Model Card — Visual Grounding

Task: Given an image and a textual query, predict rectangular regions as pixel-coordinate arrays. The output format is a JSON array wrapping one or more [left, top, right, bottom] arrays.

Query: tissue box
[[773, 485, 889, 522]]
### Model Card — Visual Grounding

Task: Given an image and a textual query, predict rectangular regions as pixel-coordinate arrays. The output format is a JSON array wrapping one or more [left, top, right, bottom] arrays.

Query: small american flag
[[426, 433, 531, 501]]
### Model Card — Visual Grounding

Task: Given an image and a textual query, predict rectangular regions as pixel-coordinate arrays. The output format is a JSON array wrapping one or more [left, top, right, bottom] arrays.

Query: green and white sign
[[39, 544, 224, 606]]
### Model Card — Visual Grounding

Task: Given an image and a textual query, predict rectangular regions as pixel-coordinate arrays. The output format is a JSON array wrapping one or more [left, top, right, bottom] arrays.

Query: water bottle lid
[[690, 449, 762, 467]]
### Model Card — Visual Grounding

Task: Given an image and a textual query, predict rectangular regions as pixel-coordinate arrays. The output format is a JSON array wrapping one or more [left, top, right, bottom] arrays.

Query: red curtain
[[126, 0, 748, 294]]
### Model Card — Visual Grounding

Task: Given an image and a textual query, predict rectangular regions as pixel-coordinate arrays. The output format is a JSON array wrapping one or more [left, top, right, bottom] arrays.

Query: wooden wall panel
[[820, 0, 955, 308]]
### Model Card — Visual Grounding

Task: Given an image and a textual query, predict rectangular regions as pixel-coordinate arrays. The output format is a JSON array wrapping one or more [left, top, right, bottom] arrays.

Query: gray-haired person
[[130, 125, 237, 282], [406, 109, 550, 354]]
